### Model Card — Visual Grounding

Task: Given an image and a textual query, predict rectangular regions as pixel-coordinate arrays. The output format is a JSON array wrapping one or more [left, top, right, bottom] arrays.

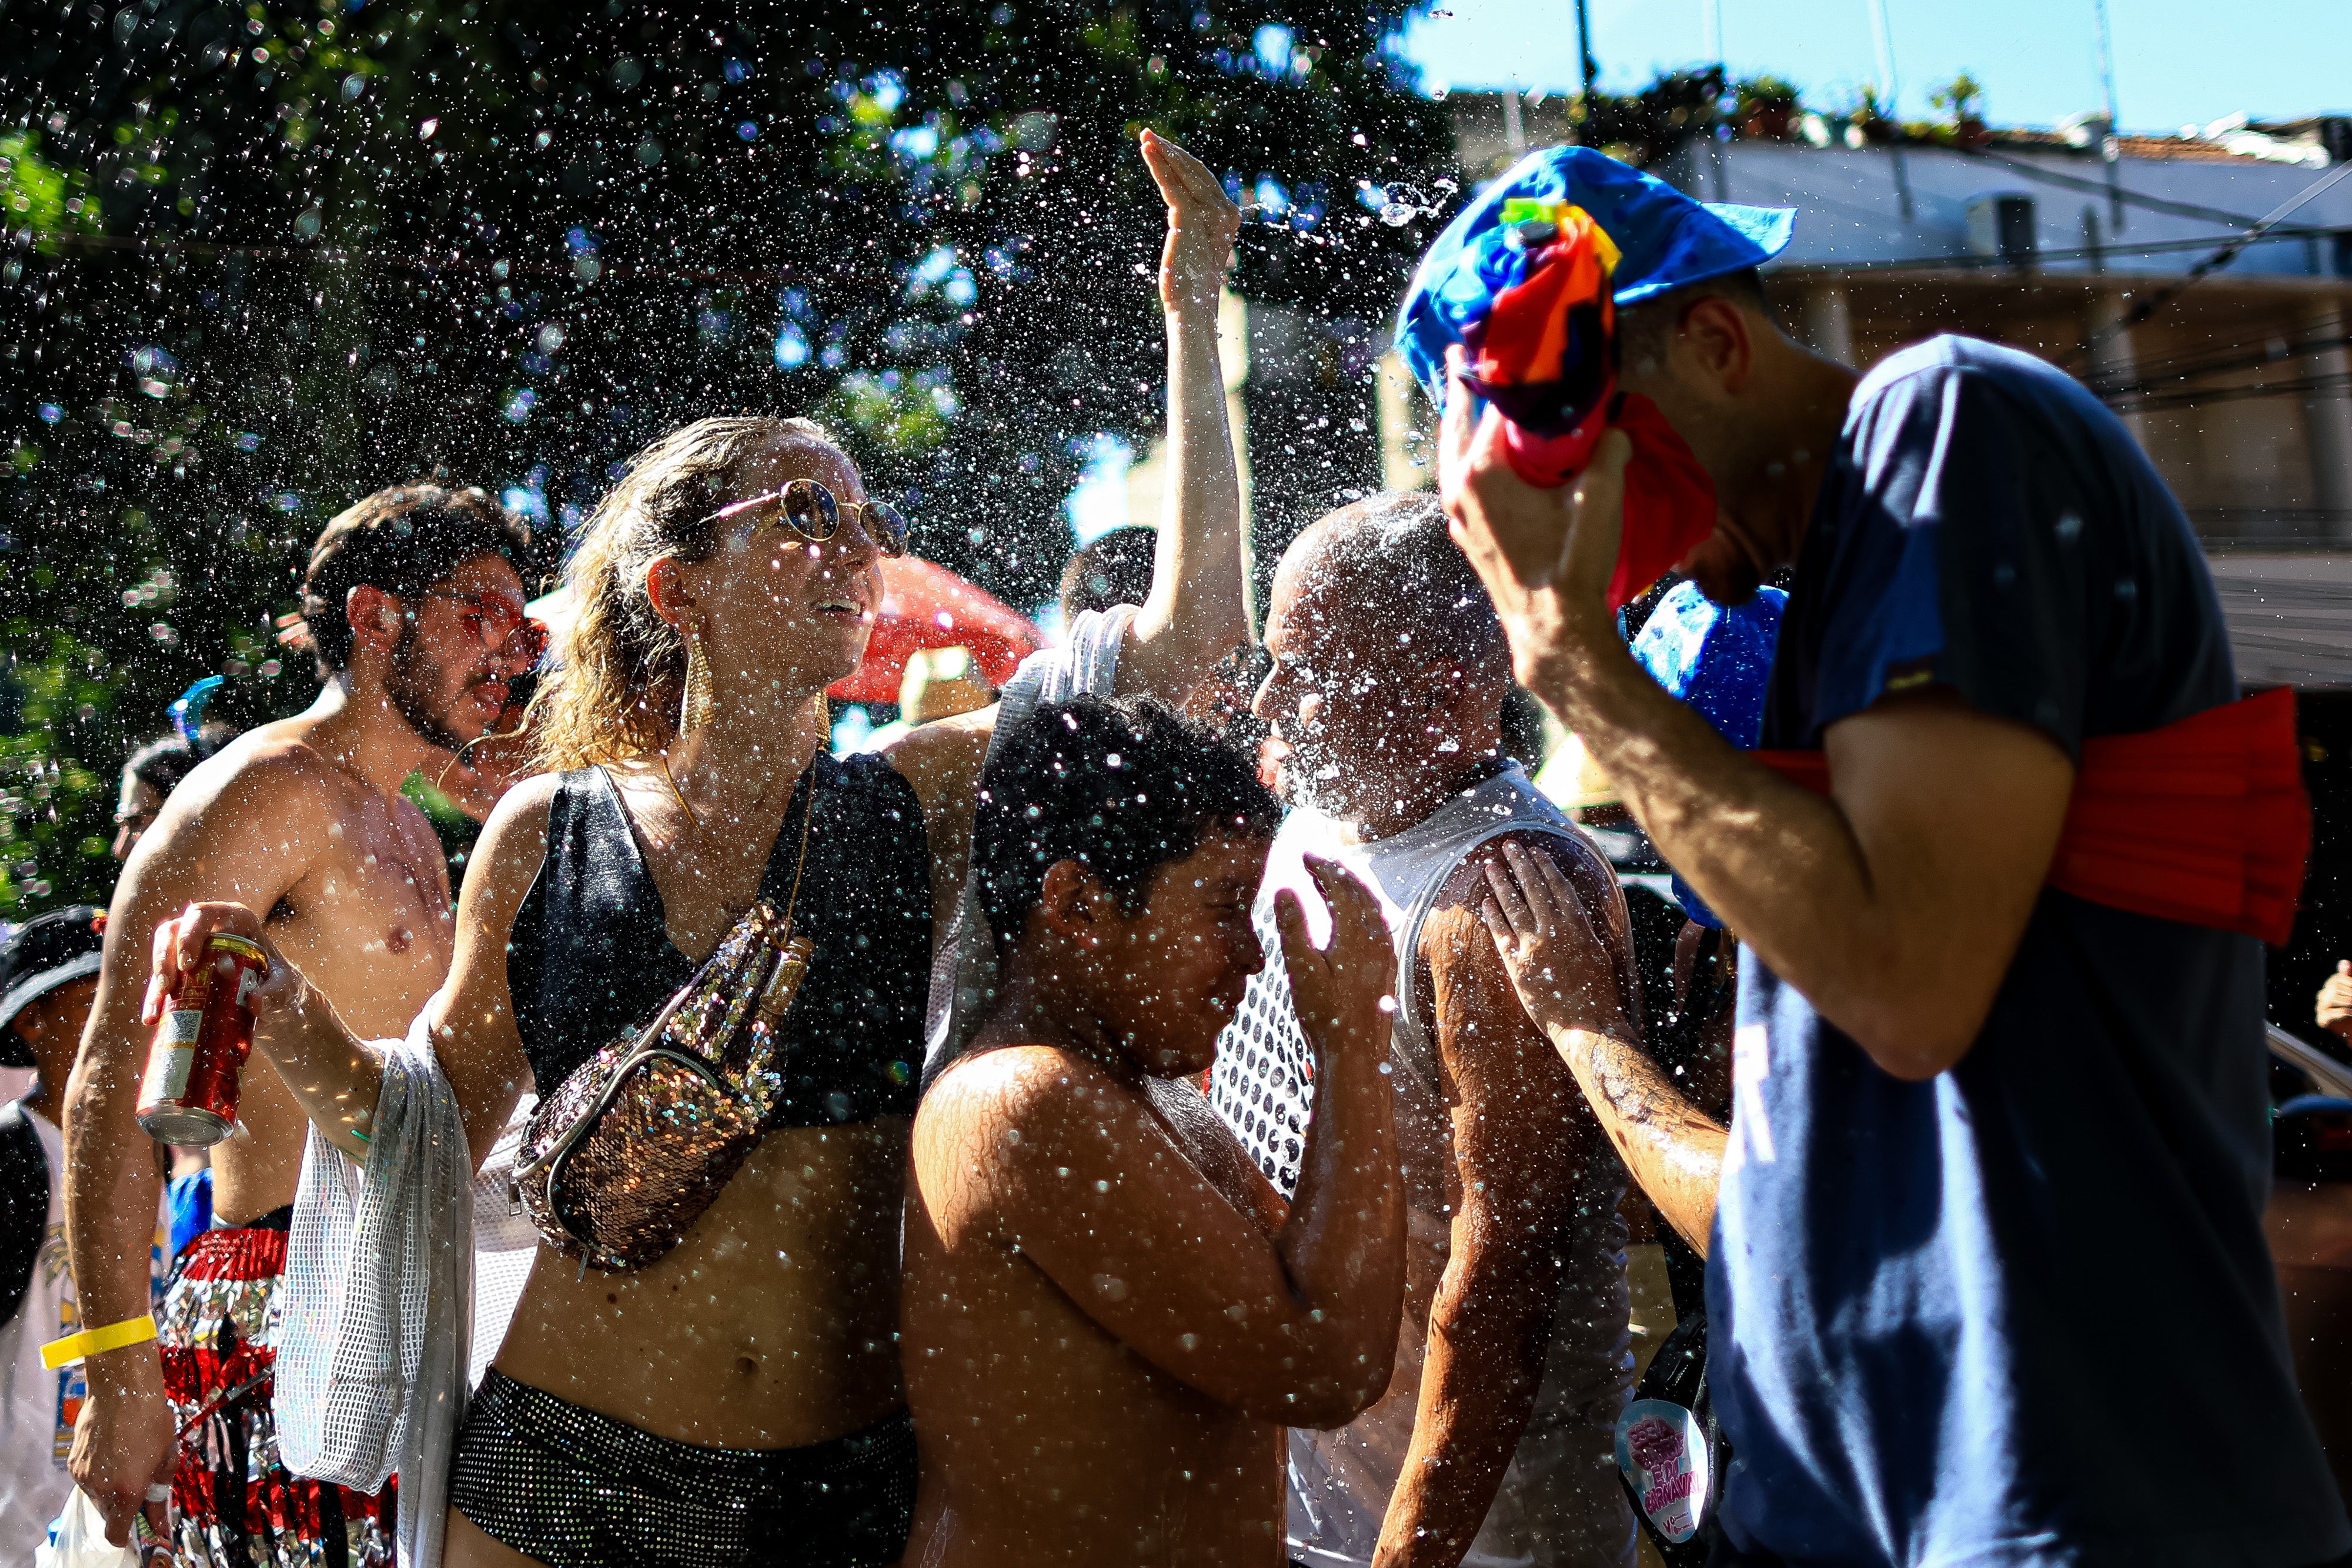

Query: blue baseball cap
[[1631, 580, 1788, 928], [1396, 145, 1796, 404]]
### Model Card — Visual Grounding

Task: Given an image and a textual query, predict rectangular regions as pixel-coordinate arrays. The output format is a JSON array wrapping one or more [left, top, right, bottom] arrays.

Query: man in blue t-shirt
[[1426, 146, 2350, 1568]]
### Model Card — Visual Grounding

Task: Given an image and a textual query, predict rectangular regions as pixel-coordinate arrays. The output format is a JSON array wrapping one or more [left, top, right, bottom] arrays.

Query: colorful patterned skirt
[[158, 1212, 395, 1568]]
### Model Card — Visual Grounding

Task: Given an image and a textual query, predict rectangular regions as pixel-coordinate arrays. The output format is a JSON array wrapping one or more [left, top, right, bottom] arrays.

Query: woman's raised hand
[[1478, 838, 1629, 1044], [1140, 128, 1240, 316]]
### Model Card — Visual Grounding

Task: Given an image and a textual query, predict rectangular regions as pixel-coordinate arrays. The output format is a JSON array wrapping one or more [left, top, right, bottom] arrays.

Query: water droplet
[[1379, 203, 1416, 227]]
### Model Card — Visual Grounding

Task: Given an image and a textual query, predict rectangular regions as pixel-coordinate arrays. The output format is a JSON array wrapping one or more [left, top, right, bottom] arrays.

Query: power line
[[2084, 328, 2352, 398], [1956, 145, 2274, 228], [2117, 369, 2351, 413], [2110, 161, 2352, 336]]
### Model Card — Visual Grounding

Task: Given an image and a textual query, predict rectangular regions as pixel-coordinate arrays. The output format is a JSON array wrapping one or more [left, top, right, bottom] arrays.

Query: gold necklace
[[656, 746, 794, 836]]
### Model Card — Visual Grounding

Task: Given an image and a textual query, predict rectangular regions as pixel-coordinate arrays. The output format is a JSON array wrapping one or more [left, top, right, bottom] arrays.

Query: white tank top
[[1207, 764, 1638, 1568]]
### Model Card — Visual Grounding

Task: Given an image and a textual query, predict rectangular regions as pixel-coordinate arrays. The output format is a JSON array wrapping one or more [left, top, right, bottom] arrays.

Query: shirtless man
[[1207, 493, 1660, 1568], [64, 486, 538, 1562], [903, 694, 1406, 1566]]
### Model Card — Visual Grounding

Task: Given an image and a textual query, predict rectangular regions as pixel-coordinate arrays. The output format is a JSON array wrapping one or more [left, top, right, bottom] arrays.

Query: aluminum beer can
[[136, 932, 269, 1146]]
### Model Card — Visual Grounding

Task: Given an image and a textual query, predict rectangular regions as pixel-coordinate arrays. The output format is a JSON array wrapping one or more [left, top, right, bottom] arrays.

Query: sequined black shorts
[[448, 1369, 916, 1567]]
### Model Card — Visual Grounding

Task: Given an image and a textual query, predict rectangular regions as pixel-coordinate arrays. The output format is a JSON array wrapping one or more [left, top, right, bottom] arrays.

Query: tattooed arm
[[1480, 840, 1726, 1256]]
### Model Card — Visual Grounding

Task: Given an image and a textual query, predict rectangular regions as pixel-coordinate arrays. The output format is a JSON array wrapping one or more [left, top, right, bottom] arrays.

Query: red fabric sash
[[1752, 687, 2310, 947]]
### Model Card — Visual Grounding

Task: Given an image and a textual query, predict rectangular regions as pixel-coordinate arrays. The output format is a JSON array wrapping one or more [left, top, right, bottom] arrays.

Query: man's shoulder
[[148, 728, 366, 853], [1844, 333, 2089, 439], [193, 724, 362, 801], [1428, 823, 1602, 920], [920, 1044, 1122, 1136], [915, 1047, 1150, 1220]]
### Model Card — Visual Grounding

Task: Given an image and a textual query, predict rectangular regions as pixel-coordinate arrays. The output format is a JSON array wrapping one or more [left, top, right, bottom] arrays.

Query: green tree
[[0, 0, 1454, 915]]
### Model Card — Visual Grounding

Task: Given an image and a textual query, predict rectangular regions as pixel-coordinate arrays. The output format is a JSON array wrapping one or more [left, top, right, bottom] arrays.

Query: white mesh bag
[[276, 1011, 473, 1568], [469, 1094, 539, 1391]]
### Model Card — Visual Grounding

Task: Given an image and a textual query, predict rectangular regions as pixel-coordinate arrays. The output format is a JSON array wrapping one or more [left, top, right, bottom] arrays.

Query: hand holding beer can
[[136, 932, 269, 1145]]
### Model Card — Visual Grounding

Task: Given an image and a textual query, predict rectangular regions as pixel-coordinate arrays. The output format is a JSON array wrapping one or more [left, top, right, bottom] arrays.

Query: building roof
[[1693, 139, 2352, 282], [1443, 93, 2352, 285]]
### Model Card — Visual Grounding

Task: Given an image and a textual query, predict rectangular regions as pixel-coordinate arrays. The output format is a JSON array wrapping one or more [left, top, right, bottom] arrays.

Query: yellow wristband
[[41, 1313, 158, 1369]]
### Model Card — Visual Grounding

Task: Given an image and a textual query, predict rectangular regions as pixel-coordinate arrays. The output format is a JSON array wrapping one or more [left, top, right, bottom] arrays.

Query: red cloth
[[825, 554, 1041, 705], [1458, 206, 1720, 611], [1491, 392, 1719, 610], [160, 1222, 396, 1567], [1752, 687, 2310, 947]]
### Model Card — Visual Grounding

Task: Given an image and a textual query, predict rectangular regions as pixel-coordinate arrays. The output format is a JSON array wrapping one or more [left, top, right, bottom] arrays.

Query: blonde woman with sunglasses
[[133, 129, 1245, 1568]]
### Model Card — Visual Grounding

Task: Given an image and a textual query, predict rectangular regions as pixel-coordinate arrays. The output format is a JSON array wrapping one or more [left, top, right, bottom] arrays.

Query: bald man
[[1209, 492, 1681, 1568]]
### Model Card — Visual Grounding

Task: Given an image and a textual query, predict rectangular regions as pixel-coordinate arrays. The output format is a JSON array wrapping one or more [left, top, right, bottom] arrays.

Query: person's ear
[[1037, 858, 1111, 948], [344, 584, 402, 658], [1676, 295, 1758, 397], [646, 556, 699, 632]]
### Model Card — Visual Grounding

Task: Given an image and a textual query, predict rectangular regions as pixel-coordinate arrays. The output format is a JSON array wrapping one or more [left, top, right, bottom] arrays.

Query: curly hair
[[300, 486, 532, 677], [531, 415, 840, 771], [973, 694, 1282, 945]]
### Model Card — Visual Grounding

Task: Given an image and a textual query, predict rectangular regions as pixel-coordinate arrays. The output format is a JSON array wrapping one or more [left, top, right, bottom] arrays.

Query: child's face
[[1095, 832, 1271, 1079]]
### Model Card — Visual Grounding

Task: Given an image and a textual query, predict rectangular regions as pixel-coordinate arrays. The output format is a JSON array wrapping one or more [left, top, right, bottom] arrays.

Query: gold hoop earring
[[680, 629, 716, 735]]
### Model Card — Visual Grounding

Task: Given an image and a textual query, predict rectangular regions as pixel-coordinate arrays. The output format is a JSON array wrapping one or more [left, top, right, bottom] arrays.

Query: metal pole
[[2091, 0, 2125, 229], [1863, 0, 1912, 225], [1703, 0, 1724, 70], [2092, 0, 2120, 134], [1575, 0, 1597, 108], [1865, 0, 1897, 116]]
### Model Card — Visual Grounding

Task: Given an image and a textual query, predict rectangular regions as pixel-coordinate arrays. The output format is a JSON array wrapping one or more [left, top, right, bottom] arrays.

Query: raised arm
[[1116, 128, 1248, 702], [64, 749, 332, 1541], [1439, 357, 2073, 1079], [1374, 838, 1613, 1568], [923, 858, 1402, 1425], [1480, 841, 1725, 1253], [882, 132, 1248, 930]]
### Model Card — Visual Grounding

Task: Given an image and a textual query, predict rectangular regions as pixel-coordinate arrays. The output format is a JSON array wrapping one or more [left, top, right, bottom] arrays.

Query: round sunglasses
[[703, 479, 910, 558], [415, 590, 551, 668]]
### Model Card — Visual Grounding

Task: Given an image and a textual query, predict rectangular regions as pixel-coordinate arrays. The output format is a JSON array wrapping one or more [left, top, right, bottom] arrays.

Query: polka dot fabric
[[1207, 900, 1317, 1201]]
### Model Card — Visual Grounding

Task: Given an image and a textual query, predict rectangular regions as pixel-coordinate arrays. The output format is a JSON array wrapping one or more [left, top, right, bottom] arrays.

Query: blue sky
[[1393, 0, 2342, 133]]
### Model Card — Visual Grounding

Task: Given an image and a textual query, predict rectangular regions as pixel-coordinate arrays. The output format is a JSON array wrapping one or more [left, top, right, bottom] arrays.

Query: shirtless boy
[[903, 694, 1406, 1566], [64, 486, 538, 1562]]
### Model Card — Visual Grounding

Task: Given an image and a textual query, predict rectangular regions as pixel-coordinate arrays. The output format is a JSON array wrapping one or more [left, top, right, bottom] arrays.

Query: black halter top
[[505, 751, 931, 1126]]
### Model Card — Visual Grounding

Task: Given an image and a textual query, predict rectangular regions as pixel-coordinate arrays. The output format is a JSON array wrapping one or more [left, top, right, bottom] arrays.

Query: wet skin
[[437, 436, 913, 1456], [122, 554, 529, 1223], [1250, 521, 1643, 1567], [64, 549, 533, 1539], [138, 129, 1255, 1567], [903, 844, 1406, 1567]]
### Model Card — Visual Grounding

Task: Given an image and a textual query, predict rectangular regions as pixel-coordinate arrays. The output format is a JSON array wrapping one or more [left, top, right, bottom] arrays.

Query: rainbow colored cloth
[[1446, 196, 1720, 610]]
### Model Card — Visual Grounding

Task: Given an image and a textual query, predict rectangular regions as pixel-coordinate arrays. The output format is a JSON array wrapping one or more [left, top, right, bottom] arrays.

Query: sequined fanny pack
[[512, 784, 816, 1273]]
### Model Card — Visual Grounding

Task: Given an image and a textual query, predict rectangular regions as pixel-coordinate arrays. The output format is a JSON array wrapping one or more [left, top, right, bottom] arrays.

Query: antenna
[[2090, 0, 2125, 229], [2091, 0, 2120, 135], [1865, 0, 1897, 113]]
